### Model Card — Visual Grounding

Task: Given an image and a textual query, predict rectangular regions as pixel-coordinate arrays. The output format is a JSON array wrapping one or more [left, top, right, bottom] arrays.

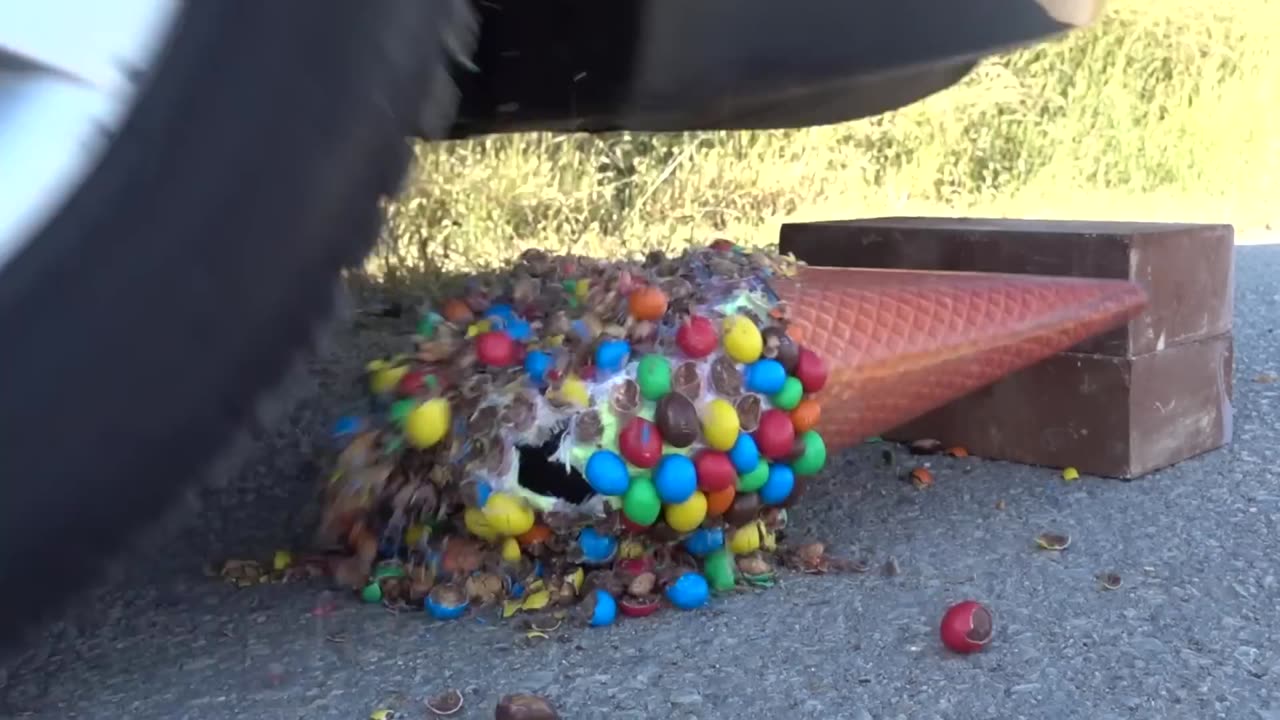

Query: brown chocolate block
[[883, 333, 1234, 478], [779, 217, 1234, 357]]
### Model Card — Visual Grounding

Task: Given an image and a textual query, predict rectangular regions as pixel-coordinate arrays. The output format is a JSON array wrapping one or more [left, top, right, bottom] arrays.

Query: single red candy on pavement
[[618, 417, 663, 469], [476, 331, 518, 367], [940, 600, 994, 654], [754, 409, 797, 460], [676, 316, 718, 359], [693, 449, 737, 493], [794, 347, 828, 393]]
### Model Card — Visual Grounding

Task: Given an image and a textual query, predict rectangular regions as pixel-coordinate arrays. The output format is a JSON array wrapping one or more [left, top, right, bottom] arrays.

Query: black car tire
[[0, 0, 475, 649]]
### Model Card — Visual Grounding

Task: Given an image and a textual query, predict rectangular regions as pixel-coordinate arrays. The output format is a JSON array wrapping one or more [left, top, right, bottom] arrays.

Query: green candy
[[389, 398, 417, 424], [771, 377, 804, 410], [417, 312, 442, 339], [622, 476, 662, 526], [636, 354, 673, 401], [373, 561, 407, 580], [737, 460, 770, 493], [792, 430, 827, 476], [360, 582, 383, 603], [704, 549, 737, 592]]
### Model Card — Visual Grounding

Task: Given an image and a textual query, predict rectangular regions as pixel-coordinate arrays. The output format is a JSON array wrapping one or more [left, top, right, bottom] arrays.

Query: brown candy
[[710, 355, 743, 397], [725, 493, 762, 526], [649, 520, 684, 543], [501, 393, 538, 434], [574, 410, 604, 445], [496, 694, 561, 720], [655, 393, 700, 448], [673, 361, 702, 399], [628, 320, 659, 353], [762, 327, 799, 373], [468, 405, 499, 437], [735, 394, 763, 433], [610, 379, 641, 416]]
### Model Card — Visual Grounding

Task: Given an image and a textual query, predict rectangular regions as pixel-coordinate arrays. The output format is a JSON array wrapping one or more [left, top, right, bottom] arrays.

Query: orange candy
[[517, 523, 552, 547], [704, 484, 736, 517], [790, 398, 821, 433], [442, 298, 474, 323], [628, 287, 669, 321]]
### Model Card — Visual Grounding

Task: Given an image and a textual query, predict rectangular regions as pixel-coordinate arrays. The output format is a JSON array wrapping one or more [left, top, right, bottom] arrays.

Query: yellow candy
[[272, 550, 292, 571], [369, 364, 407, 394], [464, 507, 500, 541], [522, 589, 551, 611], [664, 491, 708, 533], [729, 521, 765, 554], [482, 492, 535, 536], [466, 319, 492, 338], [761, 526, 777, 552], [560, 374, 590, 407], [619, 539, 646, 559], [722, 314, 763, 363], [575, 279, 590, 298], [568, 566, 585, 592], [501, 537, 523, 564], [1062, 466, 1080, 481], [404, 524, 427, 547], [405, 397, 451, 448], [365, 358, 390, 373], [701, 398, 740, 451]]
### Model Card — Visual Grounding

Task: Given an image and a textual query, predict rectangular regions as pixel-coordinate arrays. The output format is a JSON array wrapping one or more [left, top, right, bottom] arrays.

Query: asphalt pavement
[[3, 241, 1279, 720]]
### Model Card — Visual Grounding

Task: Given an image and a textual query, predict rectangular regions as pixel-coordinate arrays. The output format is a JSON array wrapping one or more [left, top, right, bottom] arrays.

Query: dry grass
[[369, 0, 1280, 285]]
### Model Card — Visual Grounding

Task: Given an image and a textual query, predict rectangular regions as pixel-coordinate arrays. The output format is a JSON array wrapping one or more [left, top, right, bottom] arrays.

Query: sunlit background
[[369, 0, 1280, 284]]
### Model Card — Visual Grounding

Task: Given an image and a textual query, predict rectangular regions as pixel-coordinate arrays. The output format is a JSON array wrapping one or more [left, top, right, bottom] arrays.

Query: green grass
[[369, 0, 1280, 283]]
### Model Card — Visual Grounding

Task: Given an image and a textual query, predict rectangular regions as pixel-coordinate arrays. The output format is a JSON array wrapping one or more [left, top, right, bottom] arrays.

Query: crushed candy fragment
[[311, 241, 829, 629]]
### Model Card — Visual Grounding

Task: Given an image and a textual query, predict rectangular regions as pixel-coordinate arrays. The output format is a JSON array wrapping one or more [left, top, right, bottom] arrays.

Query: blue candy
[[506, 319, 533, 342], [589, 589, 618, 627], [485, 303, 516, 326], [585, 450, 630, 496], [654, 454, 697, 504], [473, 480, 492, 508], [578, 527, 618, 565], [727, 434, 761, 474], [683, 527, 725, 557], [332, 415, 363, 439], [744, 358, 788, 394], [595, 339, 631, 373], [425, 595, 469, 621], [524, 350, 554, 385], [759, 463, 796, 506], [665, 572, 711, 610]]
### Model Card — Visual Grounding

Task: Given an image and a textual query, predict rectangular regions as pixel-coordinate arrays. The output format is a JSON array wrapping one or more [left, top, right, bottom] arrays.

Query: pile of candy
[[321, 240, 830, 626]]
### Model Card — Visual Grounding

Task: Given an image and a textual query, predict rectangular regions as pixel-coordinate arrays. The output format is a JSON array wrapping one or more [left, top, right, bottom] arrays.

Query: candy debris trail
[[318, 240, 839, 625]]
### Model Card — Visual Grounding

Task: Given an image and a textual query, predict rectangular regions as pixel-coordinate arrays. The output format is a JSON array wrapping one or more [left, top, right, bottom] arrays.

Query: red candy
[[754, 409, 797, 460], [794, 347, 828, 393], [676, 315, 718, 359], [620, 516, 650, 534], [475, 331, 518, 367], [940, 600, 994, 654], [618, 417, 663, 469], [619, 597, 661, 618], [710, 239, 734, 252], [617, 556, 655, 577], [396, 369, 426, 395], [693, 450, 737, 492]]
